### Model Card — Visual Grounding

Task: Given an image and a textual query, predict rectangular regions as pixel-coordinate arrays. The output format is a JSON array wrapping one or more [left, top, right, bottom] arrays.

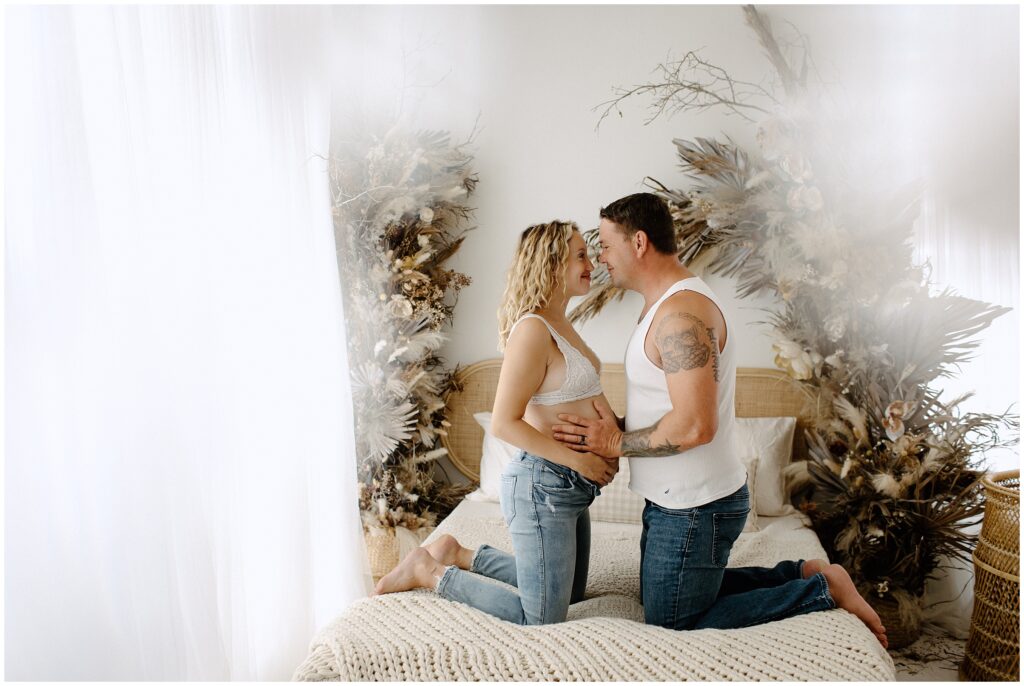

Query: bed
[[293, 362, 896, 681]]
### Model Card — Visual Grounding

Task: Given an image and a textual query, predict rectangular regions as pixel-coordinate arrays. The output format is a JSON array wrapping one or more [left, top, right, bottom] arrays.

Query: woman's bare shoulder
[[507, 315, 553, 349]]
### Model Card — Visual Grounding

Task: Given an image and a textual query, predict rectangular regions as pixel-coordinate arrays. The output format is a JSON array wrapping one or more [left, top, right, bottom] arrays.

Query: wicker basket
[[364, 526, 436, 582], [364, 528, 400, 581], [870, 595, 922, 650], [961, 469, 1019, 682]]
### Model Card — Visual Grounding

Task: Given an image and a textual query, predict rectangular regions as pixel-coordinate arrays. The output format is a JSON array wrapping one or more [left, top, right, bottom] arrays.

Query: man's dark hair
[[599, 192, 676, 255]]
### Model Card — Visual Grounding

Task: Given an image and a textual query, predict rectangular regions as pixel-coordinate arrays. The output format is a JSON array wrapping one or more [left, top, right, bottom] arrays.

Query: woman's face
[[562, 230, 594, 298]]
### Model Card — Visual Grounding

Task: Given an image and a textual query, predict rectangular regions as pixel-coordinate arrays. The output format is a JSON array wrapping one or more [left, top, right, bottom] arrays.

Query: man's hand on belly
[[552, 397, 623, 458]]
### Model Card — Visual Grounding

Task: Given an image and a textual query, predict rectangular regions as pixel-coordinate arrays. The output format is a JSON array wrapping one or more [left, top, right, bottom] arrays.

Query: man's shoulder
[[649, 285, 728, 353], [652, 288, 719, 323]]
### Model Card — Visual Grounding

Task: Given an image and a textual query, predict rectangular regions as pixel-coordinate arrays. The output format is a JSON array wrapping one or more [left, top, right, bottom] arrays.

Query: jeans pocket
[[500, 474, 517, 526], [532, 465, 574, 493], [711, 510, 748, 567]]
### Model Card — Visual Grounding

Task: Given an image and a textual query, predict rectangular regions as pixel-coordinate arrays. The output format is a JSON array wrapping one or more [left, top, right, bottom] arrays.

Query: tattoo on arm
[[655, 312, 721, 382], [706, 327, 721, 383], [621, 424, 682, 457]]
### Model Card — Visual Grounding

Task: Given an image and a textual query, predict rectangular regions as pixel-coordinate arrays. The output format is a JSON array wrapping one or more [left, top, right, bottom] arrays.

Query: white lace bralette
[[509, 314, 603, 405]]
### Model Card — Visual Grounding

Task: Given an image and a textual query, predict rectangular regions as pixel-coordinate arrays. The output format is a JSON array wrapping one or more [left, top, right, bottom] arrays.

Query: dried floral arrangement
[[330, 122, 478, 532], [578, 5, 1018, 629]]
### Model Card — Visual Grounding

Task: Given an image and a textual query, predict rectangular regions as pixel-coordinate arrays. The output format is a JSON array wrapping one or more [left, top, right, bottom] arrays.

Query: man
[[552, 192, 887, 646]]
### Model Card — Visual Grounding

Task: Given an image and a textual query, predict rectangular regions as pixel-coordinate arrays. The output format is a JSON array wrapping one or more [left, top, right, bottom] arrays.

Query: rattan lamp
[[960, 469, 1019, 681]]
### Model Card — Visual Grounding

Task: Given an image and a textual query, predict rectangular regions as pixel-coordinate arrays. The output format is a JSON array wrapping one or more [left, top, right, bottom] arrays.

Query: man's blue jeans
[[640, 483, 836, 630], [436, 451, 598, 624]]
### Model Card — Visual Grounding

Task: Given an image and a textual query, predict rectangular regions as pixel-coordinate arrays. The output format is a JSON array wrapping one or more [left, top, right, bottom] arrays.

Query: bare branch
[[593, 49, 778, 130]]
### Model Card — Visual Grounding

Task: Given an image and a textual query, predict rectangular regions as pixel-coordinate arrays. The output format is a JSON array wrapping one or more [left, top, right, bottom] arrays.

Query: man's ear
[[633, 230, 649, 257]]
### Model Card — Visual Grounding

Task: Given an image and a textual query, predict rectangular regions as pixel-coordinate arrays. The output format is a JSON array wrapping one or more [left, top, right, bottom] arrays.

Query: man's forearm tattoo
[[655, 312, 721, 382], [621, 424, 682, 457]]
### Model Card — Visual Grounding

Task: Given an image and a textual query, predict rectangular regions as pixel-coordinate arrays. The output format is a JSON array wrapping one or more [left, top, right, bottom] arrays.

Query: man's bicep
[[654, 306, 720, 421], [654, 309, 717, 376], [664, 362, 718, 419]]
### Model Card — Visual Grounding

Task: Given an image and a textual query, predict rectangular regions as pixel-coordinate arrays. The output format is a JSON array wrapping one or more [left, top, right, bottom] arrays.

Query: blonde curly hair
[[497, 220, 578, 351]]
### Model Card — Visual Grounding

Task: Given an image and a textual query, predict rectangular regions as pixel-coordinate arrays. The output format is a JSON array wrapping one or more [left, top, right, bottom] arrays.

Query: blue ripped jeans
[[435, 451, 599, 624], [641, 483, 836, 630]]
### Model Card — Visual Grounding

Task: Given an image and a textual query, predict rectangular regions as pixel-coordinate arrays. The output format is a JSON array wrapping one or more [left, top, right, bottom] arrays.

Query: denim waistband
[[517, 451, 601, 496]]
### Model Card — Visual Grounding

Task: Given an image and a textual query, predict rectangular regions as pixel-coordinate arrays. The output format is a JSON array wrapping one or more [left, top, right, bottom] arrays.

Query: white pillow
[[589, 459, 645, 524], [735, 416, 796, 516], [469, 412, 520, 502], [591, 458, 758, 530]]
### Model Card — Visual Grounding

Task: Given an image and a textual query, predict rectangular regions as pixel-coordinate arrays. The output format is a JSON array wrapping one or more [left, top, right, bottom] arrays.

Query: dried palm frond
[[569, 281, 629, 325], [880, 289, 1011, 388], [674, 136, 759, 191], [741, 5, 804, 99]]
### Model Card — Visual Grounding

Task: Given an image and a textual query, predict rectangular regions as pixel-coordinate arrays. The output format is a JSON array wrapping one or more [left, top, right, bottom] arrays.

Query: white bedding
[[293, 500, 895, 681]]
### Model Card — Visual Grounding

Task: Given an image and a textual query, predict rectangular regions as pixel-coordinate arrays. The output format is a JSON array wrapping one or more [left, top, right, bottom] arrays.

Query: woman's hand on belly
[[571, 452, 620, 486]]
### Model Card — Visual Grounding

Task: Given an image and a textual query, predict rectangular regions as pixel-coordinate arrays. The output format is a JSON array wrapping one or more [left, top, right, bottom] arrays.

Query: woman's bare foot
[[822, 563, 889, 649], [373, 548, 446, 596], [801, 559, 829, 579], [424, 534, 474, 570]]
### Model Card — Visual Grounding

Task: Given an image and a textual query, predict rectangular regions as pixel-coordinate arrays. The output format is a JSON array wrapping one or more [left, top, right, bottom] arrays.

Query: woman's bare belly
[[524, 393, 610, 439]]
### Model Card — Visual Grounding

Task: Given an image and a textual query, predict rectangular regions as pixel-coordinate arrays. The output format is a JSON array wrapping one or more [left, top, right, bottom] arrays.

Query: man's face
[[598, 218, 631, 288]]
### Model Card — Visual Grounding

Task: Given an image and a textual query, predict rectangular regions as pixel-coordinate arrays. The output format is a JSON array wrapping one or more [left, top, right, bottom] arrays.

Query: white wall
[[332, 5, 1019, 471]]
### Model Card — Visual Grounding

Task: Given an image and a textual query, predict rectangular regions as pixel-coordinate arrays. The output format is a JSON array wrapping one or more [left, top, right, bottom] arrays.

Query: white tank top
[[625, 277, 746, 509]]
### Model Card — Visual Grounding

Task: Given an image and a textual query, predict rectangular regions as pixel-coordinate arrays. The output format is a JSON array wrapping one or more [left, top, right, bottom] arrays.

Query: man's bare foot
[[424, 534, 474, 570], [801, 559, 829, 579], [822, 563, 889, 649], [373, 548, 446, 596]]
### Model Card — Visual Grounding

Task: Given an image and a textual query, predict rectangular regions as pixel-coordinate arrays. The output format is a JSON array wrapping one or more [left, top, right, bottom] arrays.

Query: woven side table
[[961, 469, 1019, 681]]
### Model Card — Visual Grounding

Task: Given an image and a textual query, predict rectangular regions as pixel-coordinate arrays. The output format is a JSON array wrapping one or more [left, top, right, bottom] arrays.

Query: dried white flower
[[883, 400, 913, 441], [772, 338, 823, 380], [786, 185, 824, 213], [819, 260, 848, 290], [386, 294, 413, 318], [824, 313, 847, 342], [780, 153, 813, 183]]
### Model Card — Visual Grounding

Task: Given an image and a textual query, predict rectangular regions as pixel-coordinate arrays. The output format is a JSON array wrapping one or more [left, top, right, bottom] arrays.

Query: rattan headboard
[[441, 360, 815, 482]]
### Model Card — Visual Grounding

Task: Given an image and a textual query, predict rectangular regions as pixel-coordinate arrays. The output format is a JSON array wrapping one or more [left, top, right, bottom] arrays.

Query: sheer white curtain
[[913, 190, 1019, 638], [6, 5, 371, 680], [913, 194, 1020, 473]]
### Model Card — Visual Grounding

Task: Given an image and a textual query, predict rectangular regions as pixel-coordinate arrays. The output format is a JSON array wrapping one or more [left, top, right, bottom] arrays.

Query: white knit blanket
[[293, 501, 895, 681]]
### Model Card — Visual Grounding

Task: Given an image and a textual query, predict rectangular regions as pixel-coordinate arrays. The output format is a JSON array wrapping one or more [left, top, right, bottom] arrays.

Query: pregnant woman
[[374, 220, 619, 625]]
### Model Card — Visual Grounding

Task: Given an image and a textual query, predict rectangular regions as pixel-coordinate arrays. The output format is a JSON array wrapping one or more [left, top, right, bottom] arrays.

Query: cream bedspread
[[293, 500, 895, 681]]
